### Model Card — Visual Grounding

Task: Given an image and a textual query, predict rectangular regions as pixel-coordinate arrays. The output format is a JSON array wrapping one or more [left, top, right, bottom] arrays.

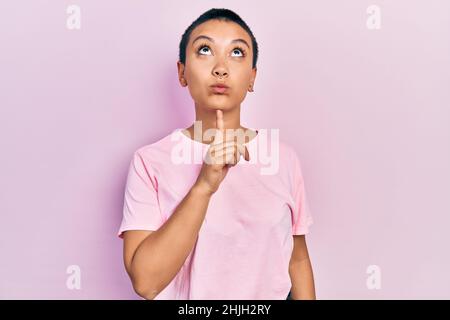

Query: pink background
[[1, 1, 449, 299]]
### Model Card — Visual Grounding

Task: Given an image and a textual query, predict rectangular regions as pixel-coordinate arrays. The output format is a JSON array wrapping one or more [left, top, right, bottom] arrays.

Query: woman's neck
[[184, 105, 257, 144]]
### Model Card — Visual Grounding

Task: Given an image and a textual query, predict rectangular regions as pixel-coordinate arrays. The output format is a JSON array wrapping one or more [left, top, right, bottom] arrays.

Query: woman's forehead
[[189, 20, 252, 46]]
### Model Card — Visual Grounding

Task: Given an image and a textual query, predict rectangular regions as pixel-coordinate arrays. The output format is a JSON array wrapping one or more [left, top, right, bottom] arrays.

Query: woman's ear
[[248, 67, 257, 92], [177, 61, 188, 87]]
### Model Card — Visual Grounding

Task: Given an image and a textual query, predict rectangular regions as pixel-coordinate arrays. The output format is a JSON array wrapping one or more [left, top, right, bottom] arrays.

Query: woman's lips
[[210, 84, 229, 94], [211, 86, 228, 94]]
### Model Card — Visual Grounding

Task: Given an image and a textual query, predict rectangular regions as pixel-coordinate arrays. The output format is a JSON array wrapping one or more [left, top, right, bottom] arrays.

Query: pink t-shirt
[[117, 128, 314, 299]]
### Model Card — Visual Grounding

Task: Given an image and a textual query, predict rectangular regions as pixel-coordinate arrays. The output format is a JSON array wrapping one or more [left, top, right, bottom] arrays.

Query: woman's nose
[[213, 69, 228, 78]]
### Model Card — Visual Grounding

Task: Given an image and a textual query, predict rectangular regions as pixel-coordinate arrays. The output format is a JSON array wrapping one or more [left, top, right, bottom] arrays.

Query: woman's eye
[[231, 48, 244, 57], [198, 46, 211, 55]]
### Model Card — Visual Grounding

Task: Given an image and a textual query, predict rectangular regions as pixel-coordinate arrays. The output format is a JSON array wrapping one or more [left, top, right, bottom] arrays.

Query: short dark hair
[[179, 8, 259, 69]]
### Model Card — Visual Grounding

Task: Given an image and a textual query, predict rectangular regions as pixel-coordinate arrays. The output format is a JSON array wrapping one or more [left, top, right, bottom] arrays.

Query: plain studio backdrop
[[0, 0, 449, 299]]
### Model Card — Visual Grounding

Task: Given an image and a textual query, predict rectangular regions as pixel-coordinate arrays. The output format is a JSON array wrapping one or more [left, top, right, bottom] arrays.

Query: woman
[[118, 8, 315, 300]]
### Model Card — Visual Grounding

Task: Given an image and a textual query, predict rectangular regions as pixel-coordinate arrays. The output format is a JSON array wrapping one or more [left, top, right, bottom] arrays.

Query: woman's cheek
[[236, 88, 248, 103]]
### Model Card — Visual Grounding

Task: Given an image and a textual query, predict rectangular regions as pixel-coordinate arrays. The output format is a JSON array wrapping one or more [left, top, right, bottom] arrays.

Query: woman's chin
[[202, 98, 233, 110]]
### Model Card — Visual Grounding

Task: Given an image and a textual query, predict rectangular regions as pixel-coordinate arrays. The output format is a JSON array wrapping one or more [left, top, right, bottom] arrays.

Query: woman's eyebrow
[[192, 35, 250, 49]]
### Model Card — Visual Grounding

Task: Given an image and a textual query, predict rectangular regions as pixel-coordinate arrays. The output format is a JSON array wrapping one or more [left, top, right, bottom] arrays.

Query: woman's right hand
[[194, 110, 250, 196]]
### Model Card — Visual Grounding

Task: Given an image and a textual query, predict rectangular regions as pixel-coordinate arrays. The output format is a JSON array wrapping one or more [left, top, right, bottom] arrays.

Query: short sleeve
[[290, 149, 314, 235], [117, 150, 163, 239]]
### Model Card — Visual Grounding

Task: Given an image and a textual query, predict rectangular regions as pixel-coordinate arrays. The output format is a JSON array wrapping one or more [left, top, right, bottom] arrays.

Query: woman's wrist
[[191, 181, 214, 198]]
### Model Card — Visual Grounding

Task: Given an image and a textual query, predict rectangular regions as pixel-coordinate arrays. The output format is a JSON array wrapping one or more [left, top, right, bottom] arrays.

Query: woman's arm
[[289, 235, 316, 300], [123, 115, 248, 299], [123, 181, 213, 300]]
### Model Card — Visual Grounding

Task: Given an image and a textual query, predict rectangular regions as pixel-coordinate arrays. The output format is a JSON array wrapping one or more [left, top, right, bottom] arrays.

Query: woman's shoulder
[[125, 130, 181, 180], [274, 138, 306, 179], [268, 136, 298, 164], [133, 129, 179, 157]]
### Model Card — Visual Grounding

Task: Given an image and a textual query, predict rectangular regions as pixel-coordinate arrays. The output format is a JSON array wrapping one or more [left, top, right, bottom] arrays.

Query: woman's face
[[178, 19, 257, 112]]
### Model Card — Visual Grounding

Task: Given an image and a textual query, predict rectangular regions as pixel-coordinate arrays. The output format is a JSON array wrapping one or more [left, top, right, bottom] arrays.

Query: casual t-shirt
[[117, 127, 314, 300]]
